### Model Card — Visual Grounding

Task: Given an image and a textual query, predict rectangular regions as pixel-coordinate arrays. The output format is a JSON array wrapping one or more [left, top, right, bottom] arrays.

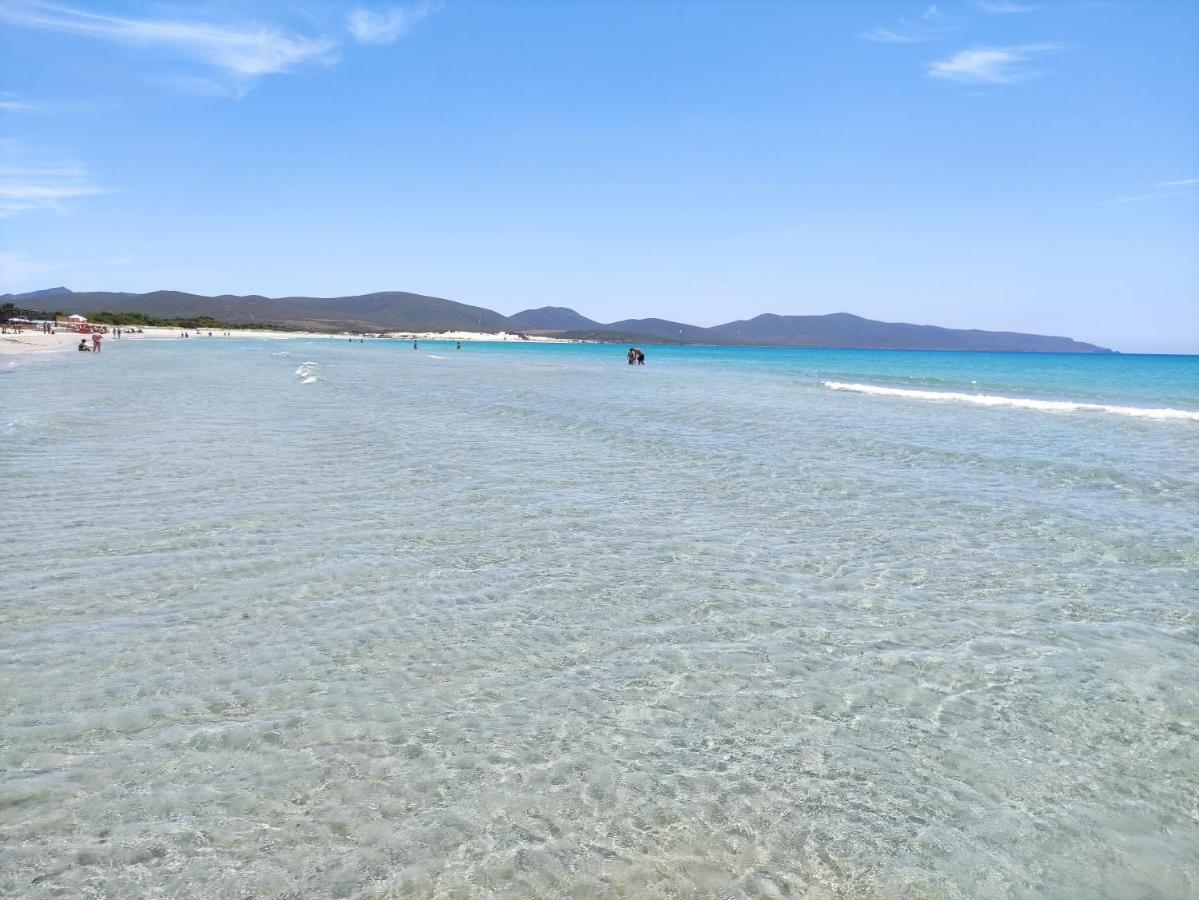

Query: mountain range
[[3, 286, 1114, 353]]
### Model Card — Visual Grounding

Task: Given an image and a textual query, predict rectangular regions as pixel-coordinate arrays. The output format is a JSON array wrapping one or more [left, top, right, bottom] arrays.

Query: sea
[[2, 339, 1197, 899]]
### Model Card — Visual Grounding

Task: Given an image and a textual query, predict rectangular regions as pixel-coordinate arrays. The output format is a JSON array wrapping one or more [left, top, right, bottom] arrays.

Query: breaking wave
[[822, 381, 1199, 422], [295, 361, 319, 384]]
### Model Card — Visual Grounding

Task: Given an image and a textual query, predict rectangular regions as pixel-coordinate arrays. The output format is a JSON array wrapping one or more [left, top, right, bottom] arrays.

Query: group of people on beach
[[627, 347, 646, 365], [76, 327, 144, 352], [1, 322, 55, 334]]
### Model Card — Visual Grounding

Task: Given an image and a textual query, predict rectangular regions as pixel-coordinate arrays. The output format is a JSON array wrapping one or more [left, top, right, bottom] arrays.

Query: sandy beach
[[0, 326, 573, 357]]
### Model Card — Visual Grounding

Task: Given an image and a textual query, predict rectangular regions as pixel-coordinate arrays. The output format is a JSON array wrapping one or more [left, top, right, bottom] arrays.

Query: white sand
[[0, 326, 574, 357], [0, 327, 334, 357], [0, 331, 86, 357]]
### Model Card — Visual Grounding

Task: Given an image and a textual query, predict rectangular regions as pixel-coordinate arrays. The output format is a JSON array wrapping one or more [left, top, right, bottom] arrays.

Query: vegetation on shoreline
[[82, 310, 309, 331], [4, 302, 311, 332]]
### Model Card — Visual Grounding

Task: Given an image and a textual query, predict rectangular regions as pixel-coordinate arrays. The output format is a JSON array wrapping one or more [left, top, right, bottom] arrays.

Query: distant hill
[[508, 306, 600, 330], [4, 288, 1114, 352], [604, 318, 714, 342], [708, 312, 1111, 353], [525, 309, 1111, 353], [16, 286, 72, 298], [4, 289, 510, 333]]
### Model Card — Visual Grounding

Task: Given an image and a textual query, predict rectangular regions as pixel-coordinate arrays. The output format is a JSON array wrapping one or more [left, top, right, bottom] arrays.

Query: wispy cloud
[[928, 44, 1060, 84], [0, 97, 38, 112], [862, 28, 935, 44], [1102, 179, 1199, 204], [861, 4, 956, 44], [348, 1, 439, 45], [971, 0, 1038, 13], [0, 160, 110, 217], [0, 2, 335, 91]]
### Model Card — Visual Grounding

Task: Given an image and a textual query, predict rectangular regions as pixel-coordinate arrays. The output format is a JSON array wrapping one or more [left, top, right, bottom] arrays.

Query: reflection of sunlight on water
[[1, 340, 1197, 898]]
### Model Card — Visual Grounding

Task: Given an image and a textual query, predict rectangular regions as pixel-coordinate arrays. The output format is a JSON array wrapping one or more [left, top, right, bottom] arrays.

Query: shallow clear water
[[2, 340, 1197, 898]]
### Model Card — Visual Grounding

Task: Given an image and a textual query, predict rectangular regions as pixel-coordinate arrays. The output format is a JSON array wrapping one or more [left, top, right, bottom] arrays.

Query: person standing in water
[[91, 332, 102, 353], [413, 340, 418, 350]]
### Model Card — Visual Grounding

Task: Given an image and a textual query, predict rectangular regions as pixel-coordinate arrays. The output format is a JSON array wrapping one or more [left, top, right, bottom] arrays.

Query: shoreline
[[3, 329, 1182, 361], [0, 326, 576, 357]]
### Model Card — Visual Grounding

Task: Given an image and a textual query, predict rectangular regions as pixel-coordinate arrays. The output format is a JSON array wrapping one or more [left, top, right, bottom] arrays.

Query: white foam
[[301, 376, 318, 384], [427, 354, 448, 359], [822, 381, 1199, 422]]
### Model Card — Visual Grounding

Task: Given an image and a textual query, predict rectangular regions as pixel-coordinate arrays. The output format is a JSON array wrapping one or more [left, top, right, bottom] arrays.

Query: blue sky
[[1, 1, 1196, 352]]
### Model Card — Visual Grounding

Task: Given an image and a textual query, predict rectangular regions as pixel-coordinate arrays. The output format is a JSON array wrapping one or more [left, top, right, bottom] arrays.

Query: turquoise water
[[2, 340, 1197, 898]]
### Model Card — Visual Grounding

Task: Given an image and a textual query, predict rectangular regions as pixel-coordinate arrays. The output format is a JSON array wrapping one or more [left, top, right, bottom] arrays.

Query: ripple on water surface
[[1, 340, 1197, 898]]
